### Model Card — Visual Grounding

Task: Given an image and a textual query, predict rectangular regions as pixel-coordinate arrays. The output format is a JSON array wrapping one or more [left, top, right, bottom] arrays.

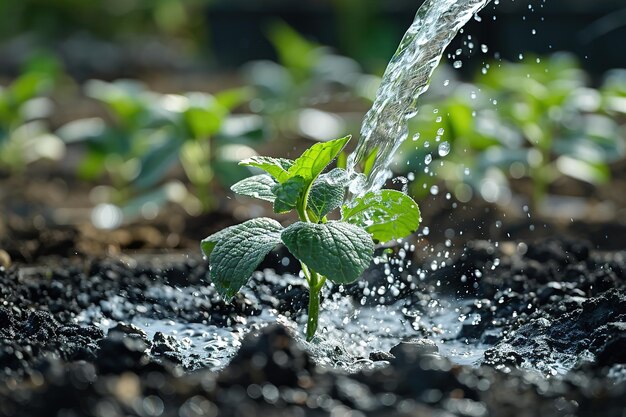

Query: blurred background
[[1, 0, 626, 262]]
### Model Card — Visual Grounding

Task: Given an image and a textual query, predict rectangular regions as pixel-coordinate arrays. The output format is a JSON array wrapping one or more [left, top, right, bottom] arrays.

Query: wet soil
[[0, 236, 624, 417]]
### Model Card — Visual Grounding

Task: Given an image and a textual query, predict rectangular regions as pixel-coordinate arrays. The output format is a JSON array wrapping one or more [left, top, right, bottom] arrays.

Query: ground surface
[[0, 234, 624, 417]]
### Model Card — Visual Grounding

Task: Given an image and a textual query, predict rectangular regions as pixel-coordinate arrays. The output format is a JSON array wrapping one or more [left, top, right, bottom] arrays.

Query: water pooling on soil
[[75, 266, 488, 373], [67, 237, 626, 382]]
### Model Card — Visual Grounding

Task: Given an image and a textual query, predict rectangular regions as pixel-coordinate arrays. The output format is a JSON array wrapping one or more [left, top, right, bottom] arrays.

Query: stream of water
[[346, 0, 492, 198]]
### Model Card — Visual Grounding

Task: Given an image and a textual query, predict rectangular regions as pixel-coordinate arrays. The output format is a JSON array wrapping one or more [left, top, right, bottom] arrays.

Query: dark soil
[[0, 235, 624, 417]]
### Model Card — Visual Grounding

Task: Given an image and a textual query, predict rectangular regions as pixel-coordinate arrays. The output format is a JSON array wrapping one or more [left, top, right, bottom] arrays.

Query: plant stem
[[305, 268, 326, 341], [306, 280, 320, 341], [296, 178, 326, 341], [300, 261, 326, 341]]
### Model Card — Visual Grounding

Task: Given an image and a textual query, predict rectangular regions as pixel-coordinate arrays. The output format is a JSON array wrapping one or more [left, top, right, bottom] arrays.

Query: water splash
[[347, 0, 492, 198], [76, 268, 488, 373]]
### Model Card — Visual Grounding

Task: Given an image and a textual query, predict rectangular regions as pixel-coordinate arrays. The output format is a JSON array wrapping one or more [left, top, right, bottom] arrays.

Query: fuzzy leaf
[[281, 221, 373, 284], [307, 168, 348, 220], [200, 226, 235, 259], [231, 174, 277, 202], [342, 190, 421, 243], [208, 218, 283, 299], [239, 156, 293, 182], [272, 176, 306, 213], [287, 135, 350, 182]]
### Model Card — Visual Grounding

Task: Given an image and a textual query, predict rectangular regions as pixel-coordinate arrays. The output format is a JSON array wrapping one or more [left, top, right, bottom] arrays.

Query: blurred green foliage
[[57, 79, 268, 216], [0, 53, 65, 173], [398, 53, 626, 207], [0, 0, 210, 51], [243, 21, 379, 141], [330, 0, 402, 73], [2, 42, 626, 222]]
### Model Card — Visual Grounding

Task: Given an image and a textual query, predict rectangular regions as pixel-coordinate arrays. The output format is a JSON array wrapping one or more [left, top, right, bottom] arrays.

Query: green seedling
[[242, 21, 376, 142], [201, 135, 421, 341], [398, 53, 625, 208], [58, 79, 264, 217], [0, 53, 64, 173]]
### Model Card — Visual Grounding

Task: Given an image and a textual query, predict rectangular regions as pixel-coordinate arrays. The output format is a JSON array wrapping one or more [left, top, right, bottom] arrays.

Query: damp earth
[[1, 234, 624, 417]]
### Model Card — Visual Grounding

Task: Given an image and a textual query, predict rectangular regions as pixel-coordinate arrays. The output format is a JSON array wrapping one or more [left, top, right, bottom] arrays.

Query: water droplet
[[424, 154, 432, 165], [438, 141, 451, 157], [480, 44, 488, 53], [453, 60, 463, 69]]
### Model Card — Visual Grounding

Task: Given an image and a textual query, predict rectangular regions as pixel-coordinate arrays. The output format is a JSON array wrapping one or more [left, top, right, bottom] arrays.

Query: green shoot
[[201, 135, 421, 341]]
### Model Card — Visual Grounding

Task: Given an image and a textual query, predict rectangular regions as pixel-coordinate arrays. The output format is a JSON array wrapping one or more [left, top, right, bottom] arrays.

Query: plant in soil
[[201, 135, 421, 341]]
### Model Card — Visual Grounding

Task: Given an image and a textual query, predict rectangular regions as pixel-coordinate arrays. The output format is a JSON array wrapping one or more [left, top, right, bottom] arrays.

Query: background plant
[[57, 79, 268, 218], [0, 54, 65, 174], [397, 53, 626, 208], [242, 21, 379, 142]]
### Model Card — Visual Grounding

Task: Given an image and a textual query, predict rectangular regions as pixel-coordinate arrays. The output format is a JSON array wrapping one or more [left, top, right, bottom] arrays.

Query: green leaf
[[336, 151, 347, 170], [281, 221, 374, 284], [272, 176, 306, 213], [85, 79, 146, 129], [77, 150, 106, 181], [342, 190, 421, 243], [555, 155, 610, 184], [183, 92, 228, 138], [214, 87, 253, 111], [200, 226, 235, 259], [362, 146, 379, 177], [240, 156, 294, 182], [287, 135, 350, 182], [208, 218, 283, 299], [135, 132, 182, 189], [307, 168, 348, 220], [267, 20, 320, 82], [231, 174, 277, 202], [185, 107, 224, 138]]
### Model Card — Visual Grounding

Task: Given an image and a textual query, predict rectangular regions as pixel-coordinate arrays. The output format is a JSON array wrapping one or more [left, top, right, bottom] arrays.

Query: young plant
[[201, 135, 421, 341], [0, 54, 64, 174], [58, 79, 264, 219]]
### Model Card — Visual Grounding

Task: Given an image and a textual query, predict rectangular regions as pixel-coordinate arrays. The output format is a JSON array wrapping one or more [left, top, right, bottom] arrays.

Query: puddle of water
[[76, 269, 491, 372]]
